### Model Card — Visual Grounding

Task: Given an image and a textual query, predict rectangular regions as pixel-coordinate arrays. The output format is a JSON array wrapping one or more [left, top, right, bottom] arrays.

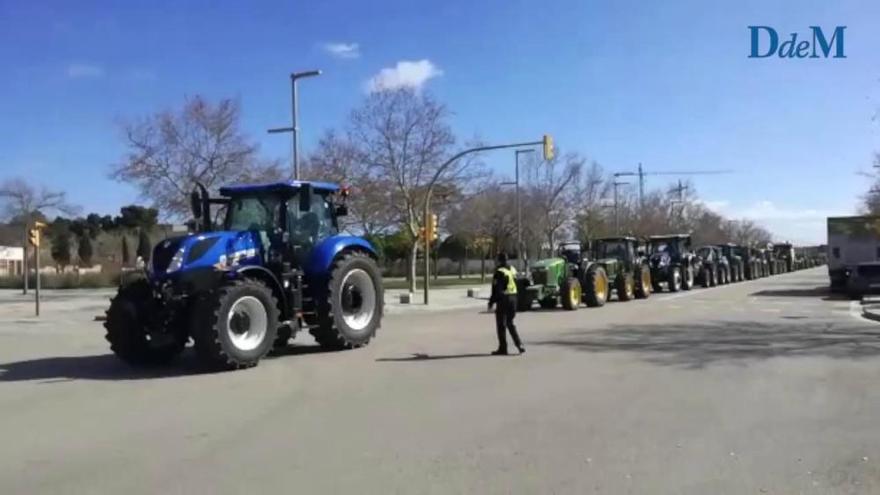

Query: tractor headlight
[[166, 246, 186, 273]]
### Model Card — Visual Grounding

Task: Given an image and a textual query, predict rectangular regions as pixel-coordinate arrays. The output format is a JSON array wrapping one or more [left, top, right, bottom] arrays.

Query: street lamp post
[[268, 69, 322, 180], [504, 149, 534, 272], [422, 137, 552, 305]]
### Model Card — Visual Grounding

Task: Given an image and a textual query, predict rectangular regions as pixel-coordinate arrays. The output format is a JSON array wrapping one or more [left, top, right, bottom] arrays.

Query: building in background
[[0, 246, 24, 277]]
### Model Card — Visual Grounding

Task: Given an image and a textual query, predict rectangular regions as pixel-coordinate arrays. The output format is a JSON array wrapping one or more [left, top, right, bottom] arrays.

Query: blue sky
[[2, 0, 879, 243]]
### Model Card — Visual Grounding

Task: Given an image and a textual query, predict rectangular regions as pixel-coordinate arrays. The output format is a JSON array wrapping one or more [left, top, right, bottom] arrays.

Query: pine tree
[[121, 236, 130, 265], [77, 235, 93, 267]]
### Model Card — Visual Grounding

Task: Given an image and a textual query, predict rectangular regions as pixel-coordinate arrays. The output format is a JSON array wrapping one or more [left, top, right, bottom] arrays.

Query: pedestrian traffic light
[[426, 213, 439, 242], [28, 228, 40, 247], [542, 134, 554, 161]]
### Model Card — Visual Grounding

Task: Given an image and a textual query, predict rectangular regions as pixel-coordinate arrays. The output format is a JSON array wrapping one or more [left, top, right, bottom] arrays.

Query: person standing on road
[[487, 253, 525, 355]]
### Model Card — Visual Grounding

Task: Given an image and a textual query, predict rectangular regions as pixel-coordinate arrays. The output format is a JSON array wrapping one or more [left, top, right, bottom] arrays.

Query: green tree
[[50, 228, 72, 269], [77, 235, 93, 267], [116, 205, 159, 231]]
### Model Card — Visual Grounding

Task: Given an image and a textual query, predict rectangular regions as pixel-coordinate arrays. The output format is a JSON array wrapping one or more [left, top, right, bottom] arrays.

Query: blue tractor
[[104, 180, 383, 370]]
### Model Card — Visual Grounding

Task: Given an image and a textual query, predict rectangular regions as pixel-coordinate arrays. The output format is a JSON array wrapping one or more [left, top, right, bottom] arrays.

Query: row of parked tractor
[[515, 234, 821, 311]]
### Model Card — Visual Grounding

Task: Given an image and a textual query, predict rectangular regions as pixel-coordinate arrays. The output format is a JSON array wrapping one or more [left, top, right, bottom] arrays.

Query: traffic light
[[426, 214, 439, 242], [542, 134, 554, 161], [418, 226, 426, 241], [28, 228, 40, 247]]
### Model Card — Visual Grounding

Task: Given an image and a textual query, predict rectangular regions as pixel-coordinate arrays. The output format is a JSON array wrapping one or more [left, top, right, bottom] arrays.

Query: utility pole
[[268, 69, 322, 180], [613, 180, 629, 235]]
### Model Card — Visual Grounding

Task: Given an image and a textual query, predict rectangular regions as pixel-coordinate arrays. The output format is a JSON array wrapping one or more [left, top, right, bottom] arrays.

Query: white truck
[[827, 216, 880, 296]]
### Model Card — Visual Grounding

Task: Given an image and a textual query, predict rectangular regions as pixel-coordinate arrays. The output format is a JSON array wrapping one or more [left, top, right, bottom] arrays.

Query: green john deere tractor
[[517, 242, 609, 311], [592, 236, 652, 301]]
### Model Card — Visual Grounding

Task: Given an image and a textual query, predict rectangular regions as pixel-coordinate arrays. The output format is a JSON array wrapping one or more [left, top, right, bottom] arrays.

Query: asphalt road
[[2, 267, 879, 494]]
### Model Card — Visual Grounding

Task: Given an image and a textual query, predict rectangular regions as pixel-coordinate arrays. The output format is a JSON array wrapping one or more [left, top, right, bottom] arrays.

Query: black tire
[[311, 252, 383, 350], [669, 266, 682, 292], [539, 296, 557, 309], [193, 279, 279, 370], [104, 279, 187, 366], [701, 267, 711, 288], [709, 268, 717, 287], [584, 266, 609, 307], [682, 265, 694, 291], [516, 292, 532, 312], [516, 278, 532, 311], [634, 264, 651, 299], [560, 277, 581, 311], [616, 273, 634, 302]]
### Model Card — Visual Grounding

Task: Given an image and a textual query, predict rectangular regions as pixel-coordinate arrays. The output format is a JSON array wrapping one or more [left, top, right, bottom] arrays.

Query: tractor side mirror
[[335, 204, 349, 217], [299, 184, 312, 212]]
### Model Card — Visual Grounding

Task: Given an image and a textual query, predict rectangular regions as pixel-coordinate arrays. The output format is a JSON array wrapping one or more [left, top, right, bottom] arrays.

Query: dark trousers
[[495, 294, 522, 351]]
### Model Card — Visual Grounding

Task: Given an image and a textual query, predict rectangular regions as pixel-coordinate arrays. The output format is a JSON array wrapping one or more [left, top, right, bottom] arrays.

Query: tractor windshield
[[224, 195, 282, 232], [597, 241, 629, 260], [650, 240, 678, 256]]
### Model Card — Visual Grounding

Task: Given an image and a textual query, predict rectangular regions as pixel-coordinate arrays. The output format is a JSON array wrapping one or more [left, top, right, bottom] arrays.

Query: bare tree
[[572, 161, 613, 241], [110, 95, 284, 218], [347, 88, 479, 292], [0, 178, 78, 293], [862, 153, 880, 214], [303, 130, 396, 236], [523, 150, 582, 257]]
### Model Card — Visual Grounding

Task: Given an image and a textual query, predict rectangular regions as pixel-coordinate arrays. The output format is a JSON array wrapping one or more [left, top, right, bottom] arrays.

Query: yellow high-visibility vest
[[498, 266, 518, 295]]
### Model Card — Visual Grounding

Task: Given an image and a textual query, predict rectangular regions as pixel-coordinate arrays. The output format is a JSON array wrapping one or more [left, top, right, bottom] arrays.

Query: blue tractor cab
[[104, 180, 383, 370]]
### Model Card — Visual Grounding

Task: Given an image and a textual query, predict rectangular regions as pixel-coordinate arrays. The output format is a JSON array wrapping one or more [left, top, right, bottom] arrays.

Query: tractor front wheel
[[193, 279, 279, 370], [682, 266, 694, 291], [616, 273, 635, 302], [561, 277, 581, 311], [635, 264, 652, 299], [312, 252, 383, 350], [584, 266, 609, 307], [104, 279, 187, 366]]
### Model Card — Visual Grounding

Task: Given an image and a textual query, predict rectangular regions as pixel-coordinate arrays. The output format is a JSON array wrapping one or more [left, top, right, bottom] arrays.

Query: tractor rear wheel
[[635, 264, 651, 299], [104, 279, 187, 366], [584, 266, 609, 307], [616, 273, 635, 302], [701, 267, 712, 288], [311, 252, 383, 350], [193, 279, 279, 370], [561, 277, 581, 310]]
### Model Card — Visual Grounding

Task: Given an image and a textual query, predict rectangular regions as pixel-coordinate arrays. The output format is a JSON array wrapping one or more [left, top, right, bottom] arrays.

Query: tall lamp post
[[422, 136, 554, 305], [268, 69, 322, 180], [501, 149, 535, 271]]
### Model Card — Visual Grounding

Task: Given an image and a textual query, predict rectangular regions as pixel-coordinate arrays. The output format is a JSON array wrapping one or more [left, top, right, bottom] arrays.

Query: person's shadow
[[0, 344, 333, 382], [376, 352, 511, 362]]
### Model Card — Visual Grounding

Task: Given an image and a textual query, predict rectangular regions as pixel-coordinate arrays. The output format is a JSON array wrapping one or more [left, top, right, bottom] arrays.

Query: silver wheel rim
[[673, 270, 681, 288], [340, 268, 376, 332], [226, 296, 268, 352]]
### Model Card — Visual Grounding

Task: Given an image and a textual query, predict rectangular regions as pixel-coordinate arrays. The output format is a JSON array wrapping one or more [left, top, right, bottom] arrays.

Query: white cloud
[[66, 63, 104, 78], [366, 59, 442, 93], [702, 199, 853, 244], [322, 42, 360, 59]]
